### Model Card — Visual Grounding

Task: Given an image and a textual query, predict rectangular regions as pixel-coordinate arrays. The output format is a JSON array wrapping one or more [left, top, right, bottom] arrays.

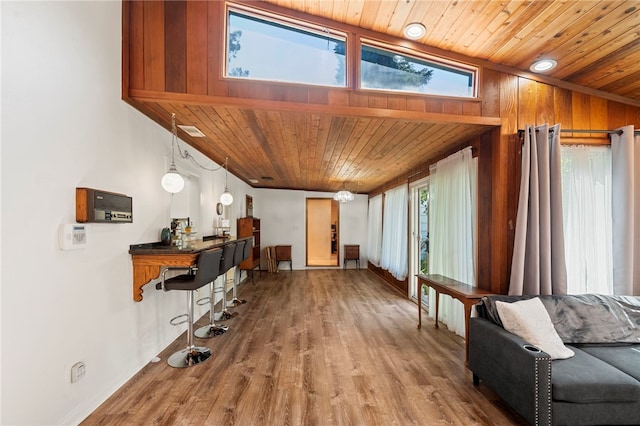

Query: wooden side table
[[416, 274, 493, 363]]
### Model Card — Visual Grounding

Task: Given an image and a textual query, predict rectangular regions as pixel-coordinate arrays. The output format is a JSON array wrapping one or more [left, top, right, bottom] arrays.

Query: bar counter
[[129, 236, 251, 302]]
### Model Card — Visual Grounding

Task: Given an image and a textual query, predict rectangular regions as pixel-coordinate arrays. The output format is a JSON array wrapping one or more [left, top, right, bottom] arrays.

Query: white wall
[[256, 189, 368, 269], [0, 2, 250, 424], [0, 2, 369, 424]]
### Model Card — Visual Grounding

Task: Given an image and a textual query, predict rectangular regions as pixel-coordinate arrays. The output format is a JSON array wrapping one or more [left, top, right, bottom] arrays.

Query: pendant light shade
[[220, 190, 233, 206], [162, 113, 185, 194], [161, 162, 185, 193], [333, 189, 355, 203], [219, 157, 233, 206]]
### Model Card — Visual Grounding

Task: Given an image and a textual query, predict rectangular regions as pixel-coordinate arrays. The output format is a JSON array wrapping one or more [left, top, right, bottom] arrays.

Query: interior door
[[306, 198, 339, 266]]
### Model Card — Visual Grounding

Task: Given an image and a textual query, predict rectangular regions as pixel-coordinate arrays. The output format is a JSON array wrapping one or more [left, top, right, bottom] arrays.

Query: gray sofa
[[468, 294, 640, 425]]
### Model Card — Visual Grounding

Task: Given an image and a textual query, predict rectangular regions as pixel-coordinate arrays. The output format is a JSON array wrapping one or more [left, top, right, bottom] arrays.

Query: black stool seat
[[158, 248, 222, 368]]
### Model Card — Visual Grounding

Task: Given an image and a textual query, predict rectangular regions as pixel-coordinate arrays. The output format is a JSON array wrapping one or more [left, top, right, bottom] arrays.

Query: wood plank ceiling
[[127, 1, 640, 194], [264, 0, 640, 103]]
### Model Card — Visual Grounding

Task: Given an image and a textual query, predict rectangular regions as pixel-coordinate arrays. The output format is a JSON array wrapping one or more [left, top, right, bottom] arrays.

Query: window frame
[[358, 38, 478, 98], [224, 4, 349, 88]]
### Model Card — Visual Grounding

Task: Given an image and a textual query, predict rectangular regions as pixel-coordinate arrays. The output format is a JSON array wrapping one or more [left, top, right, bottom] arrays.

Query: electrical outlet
[[71, 361, 86, 383]]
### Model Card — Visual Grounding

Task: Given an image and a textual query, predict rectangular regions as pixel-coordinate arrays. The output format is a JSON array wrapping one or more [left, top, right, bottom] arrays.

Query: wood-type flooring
[[82, 269, 526, 425]]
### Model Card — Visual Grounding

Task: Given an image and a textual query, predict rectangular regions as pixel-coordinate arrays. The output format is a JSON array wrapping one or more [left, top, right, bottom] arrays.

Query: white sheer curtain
[[611, 126, 640, 295], [561, 145, 612, 294], [510, 124, 567, 295], [366, 195, 383, 267], [428, 147, 477, 337], [380, 185, 408, 280]]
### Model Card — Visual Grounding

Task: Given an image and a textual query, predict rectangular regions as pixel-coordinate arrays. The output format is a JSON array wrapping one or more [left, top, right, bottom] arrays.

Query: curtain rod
[[518, 128, 640, 137]]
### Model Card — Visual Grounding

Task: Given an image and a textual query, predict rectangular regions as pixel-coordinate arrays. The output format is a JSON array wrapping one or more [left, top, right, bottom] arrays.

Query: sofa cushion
[[579, 344, 640, 382], [541, 294, 640, 344], [552, 346, 640, 403], [496, 297, 574, 359], [478, 294, 640, 344]]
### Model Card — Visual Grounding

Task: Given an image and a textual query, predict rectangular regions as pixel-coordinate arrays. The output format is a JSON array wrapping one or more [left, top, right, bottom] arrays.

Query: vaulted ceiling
[[264, 0, 640, 103], [125, 1, 640, 194]]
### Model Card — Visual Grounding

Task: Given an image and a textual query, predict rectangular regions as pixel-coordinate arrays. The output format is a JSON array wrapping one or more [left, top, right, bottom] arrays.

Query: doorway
[[306, 198, 339, 266], [409, 178, 430, 303]]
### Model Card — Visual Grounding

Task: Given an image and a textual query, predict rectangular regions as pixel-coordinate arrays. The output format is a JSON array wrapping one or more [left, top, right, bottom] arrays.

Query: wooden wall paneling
[[626, 104, 640, 127], [607, 101, 629, 130], [477, 72, 519, 295], [517, 77, 536, 128], [442, 100, 463, 115], [143, 1, 165, 91], [571, 92, 592, 136], [481, 68, 501, 118], [208, 1, 227, 96], [406, 97, 426, 112], [186, 1, 209, 95], [554, 87, 574, 137], [124, 1, 144, 93], [462, 101, 482, 117], [284, 87, 311, 103], [589, 96, 608, 139], [476, 131, 495, 293], [367, 94, 388, 109], [328, 90, 350, 107], [387, 95, 407, 111], [424, 98, 443, 114], [535, 81, 554, 125], [164, 0, 187, 93], [307, 87, 329, 105], [349, 92, 369, 107]]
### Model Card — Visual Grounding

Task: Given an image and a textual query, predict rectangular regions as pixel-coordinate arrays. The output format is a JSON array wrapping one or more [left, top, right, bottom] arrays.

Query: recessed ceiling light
[[403, 22, 426, 40], [249, 178, 259, 184], [530, 59, 557, 73]]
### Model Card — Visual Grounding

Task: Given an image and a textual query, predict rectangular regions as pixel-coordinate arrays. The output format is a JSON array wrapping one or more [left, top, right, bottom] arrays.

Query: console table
[[416, 274, 493, 362], [128, 237, 251, 302]]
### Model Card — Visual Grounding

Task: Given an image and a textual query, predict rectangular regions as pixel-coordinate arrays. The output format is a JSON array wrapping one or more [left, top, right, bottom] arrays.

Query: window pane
[[227, 11, 346, 87], [360, 44, 475, 97]]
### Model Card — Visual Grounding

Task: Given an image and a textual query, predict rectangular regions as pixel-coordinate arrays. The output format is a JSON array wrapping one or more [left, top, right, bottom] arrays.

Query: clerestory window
[[226, 8, 347, 87], [359, 41, 477, 98]]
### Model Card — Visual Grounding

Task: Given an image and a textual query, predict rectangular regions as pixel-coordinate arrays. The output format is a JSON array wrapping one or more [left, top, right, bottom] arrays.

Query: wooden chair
[[343, 244, 360, 269], [275, 245, 292, 271]]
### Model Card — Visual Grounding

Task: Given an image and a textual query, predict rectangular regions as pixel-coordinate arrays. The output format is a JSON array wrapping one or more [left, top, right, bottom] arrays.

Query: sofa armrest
[[469, 317, 552, 426]]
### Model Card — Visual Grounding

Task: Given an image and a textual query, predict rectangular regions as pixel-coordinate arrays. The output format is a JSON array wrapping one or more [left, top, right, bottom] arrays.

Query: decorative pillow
[[496, 297, 575, 360]]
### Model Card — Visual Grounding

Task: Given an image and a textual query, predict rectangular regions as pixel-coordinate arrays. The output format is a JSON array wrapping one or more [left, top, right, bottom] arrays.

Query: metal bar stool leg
[[168, 290, 212, 368], [194, 279, 229, 339], [220, 272, 239, 320], [232, 267, 247, 305]]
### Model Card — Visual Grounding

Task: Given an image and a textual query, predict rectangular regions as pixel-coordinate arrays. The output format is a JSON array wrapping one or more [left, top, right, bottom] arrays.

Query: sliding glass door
[[409, 178, 430, 302]]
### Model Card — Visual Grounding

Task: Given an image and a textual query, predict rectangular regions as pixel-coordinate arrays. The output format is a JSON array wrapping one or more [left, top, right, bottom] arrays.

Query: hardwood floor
[[82, 270, 526, 425]]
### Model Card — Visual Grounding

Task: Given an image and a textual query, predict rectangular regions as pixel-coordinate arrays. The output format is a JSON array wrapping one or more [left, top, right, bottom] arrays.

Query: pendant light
[[333, 183, 355, 203], [161, 114, 185, 193], [220, 157, 233, 206]]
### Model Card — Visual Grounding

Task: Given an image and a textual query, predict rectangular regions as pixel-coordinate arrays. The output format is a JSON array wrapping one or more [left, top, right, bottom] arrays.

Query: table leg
[[434, 290, 440, 328], [417, 282, 422, 329], [464, 302, 472, 364]]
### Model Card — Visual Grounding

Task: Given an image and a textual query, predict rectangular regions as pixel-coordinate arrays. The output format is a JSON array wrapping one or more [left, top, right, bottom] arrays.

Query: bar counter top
[[128, 236, 232, 255], [129, 236, 251, 301]]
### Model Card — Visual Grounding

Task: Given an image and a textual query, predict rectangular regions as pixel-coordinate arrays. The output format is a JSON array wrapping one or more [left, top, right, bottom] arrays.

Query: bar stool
[[231, 239, 247, 306], [194, 241, 236, 338], [218, 241, 238, 320], [156, 248, 222, 368]]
